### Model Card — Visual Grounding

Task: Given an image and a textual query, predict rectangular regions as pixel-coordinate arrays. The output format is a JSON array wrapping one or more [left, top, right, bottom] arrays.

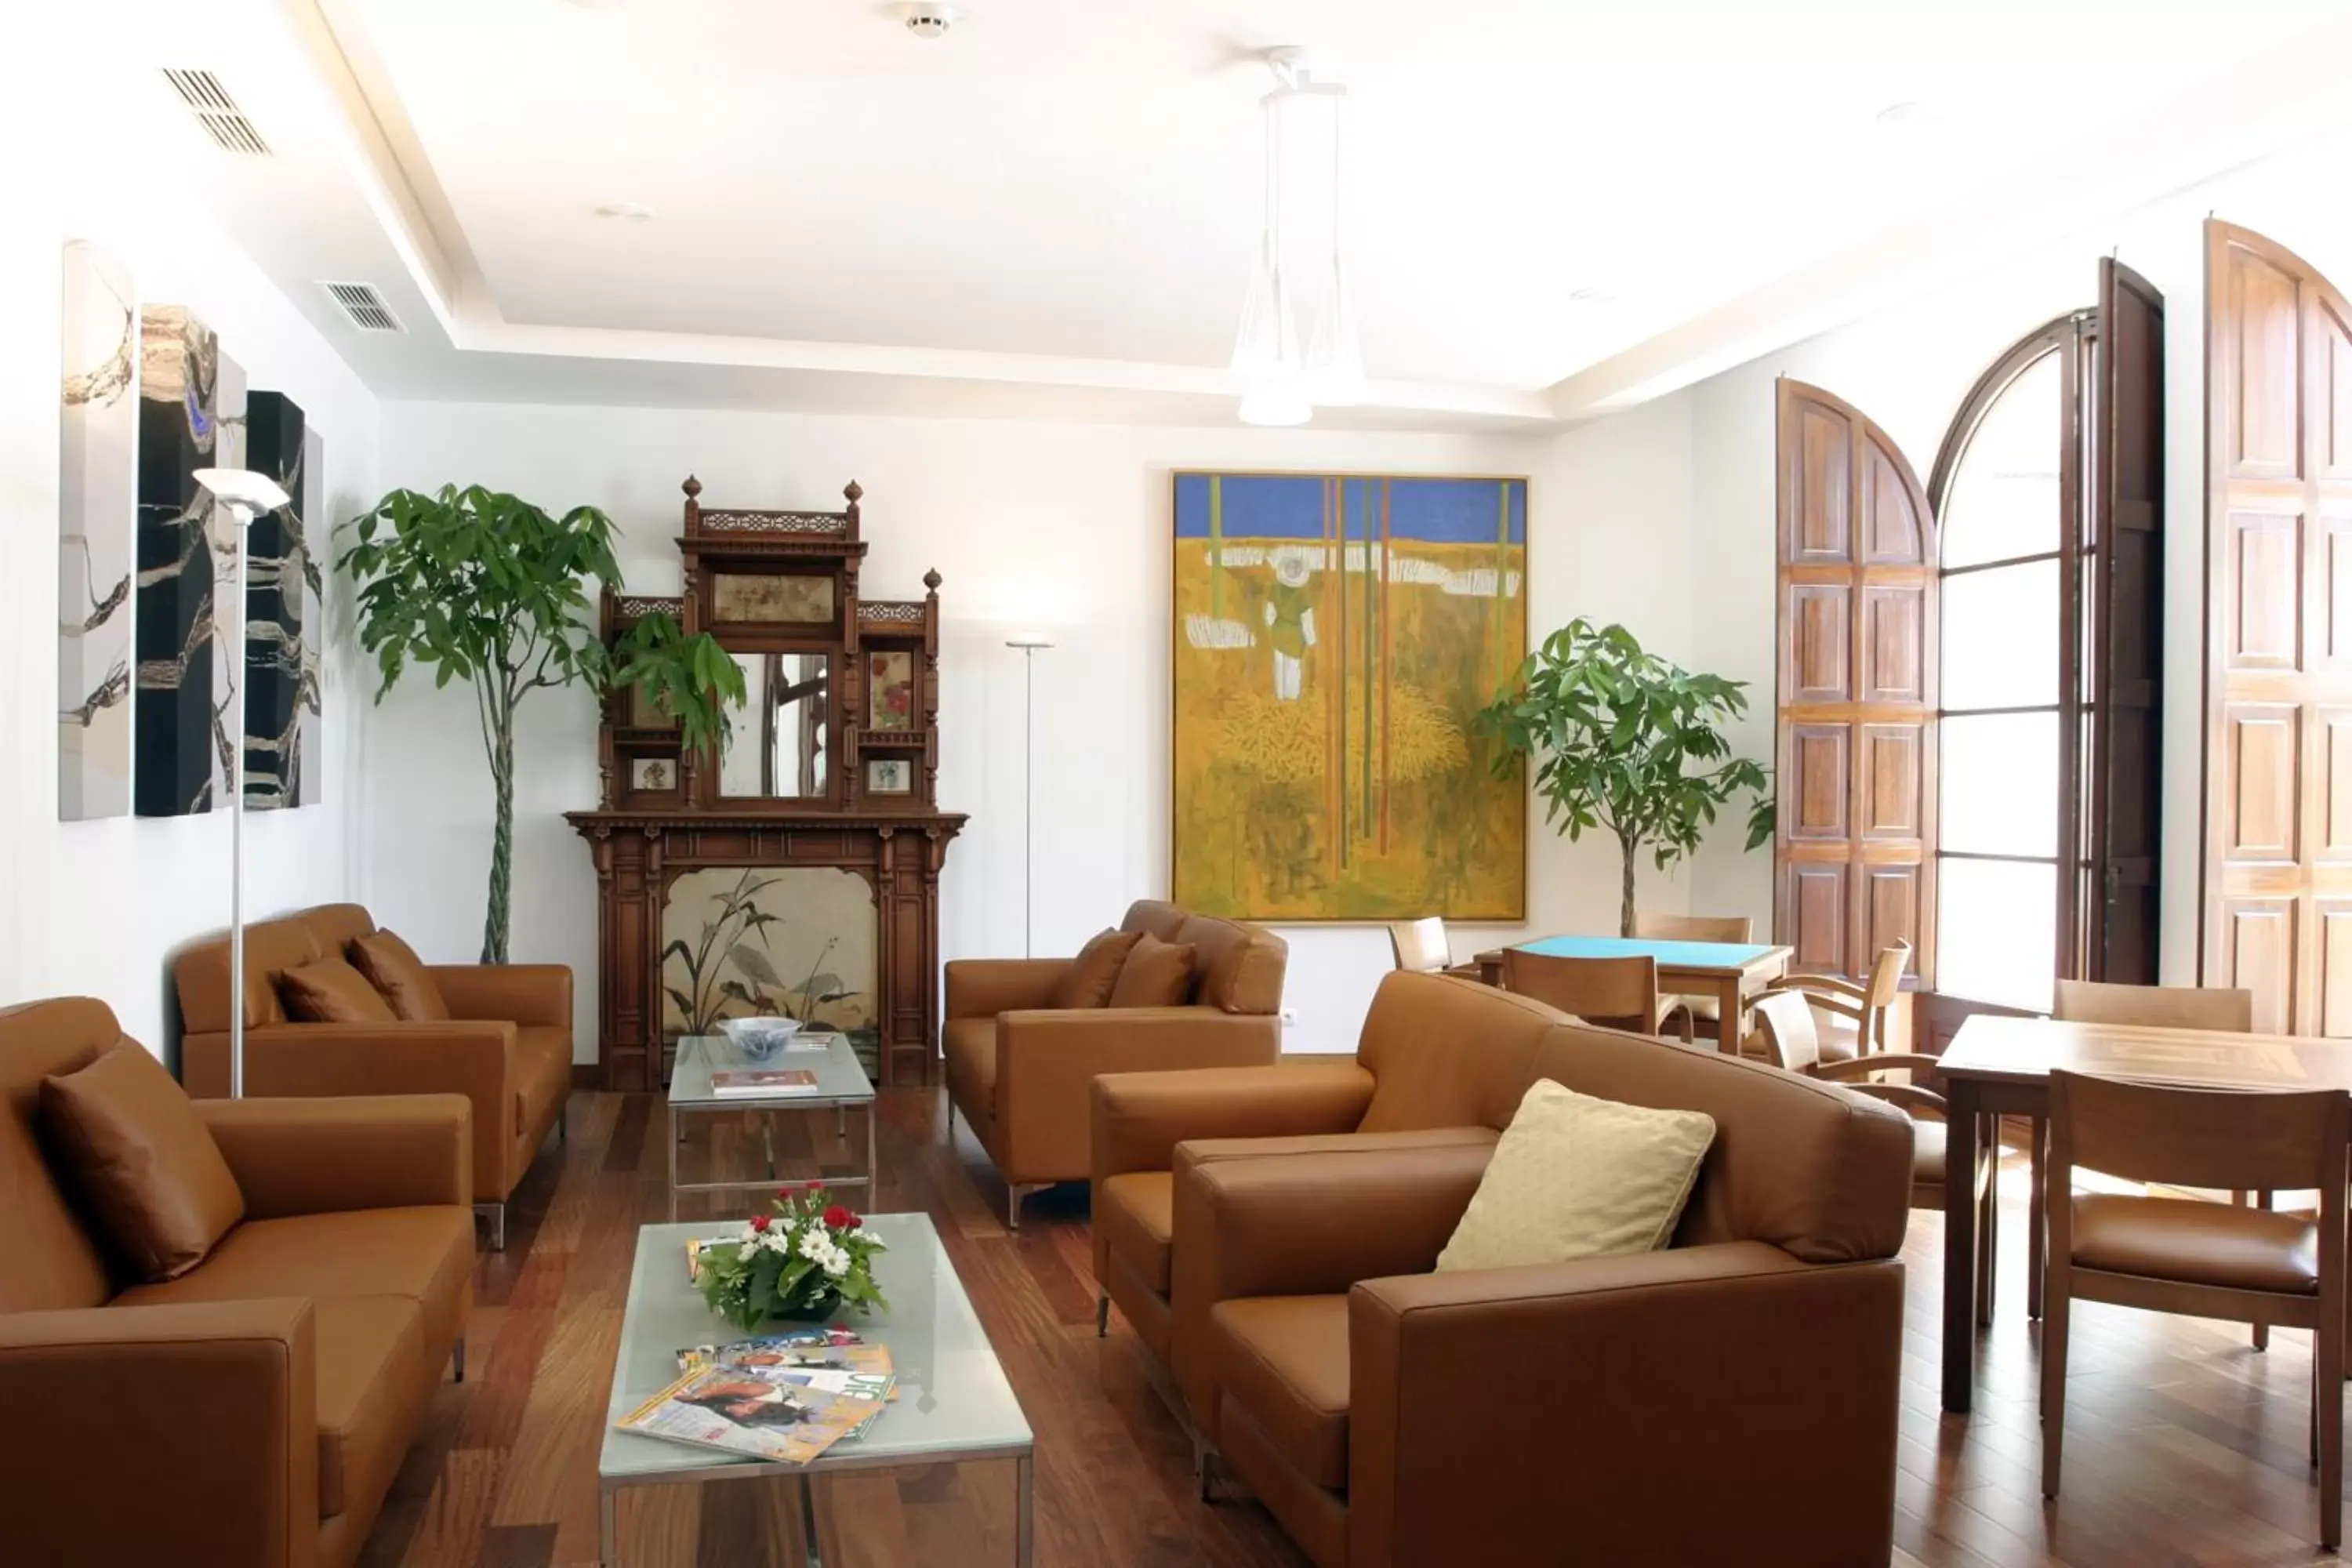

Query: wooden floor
[[355, 1086, 2348, 1568]]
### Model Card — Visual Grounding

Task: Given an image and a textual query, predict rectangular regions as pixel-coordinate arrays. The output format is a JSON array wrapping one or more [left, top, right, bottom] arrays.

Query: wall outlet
[[1279, 1007, 1298, 1028]]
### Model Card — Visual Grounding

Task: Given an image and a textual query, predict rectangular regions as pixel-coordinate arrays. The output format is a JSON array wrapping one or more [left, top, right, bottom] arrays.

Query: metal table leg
[[800, 1471, 824, 1568], [600, 1483, 617, 1568], [867, 1101, 879, 1199], [1015, 1453, 1033, 1566], [667, 1104, 679, 1221]]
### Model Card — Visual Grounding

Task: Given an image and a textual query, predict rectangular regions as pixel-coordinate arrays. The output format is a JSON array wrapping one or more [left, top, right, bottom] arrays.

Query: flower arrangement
[[695, 1184, 888, 1331]]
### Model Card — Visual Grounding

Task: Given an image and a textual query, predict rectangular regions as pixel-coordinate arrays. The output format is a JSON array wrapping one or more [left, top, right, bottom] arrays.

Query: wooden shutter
[[2089, 260, 2166, 983], [1774, 379, 1939, 982], [2201, 221, 2352, 1034]]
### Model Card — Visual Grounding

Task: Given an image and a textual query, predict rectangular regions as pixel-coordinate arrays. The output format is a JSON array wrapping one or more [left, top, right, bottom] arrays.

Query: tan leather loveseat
[[176, 902, 572, 1247], [945, 899, 1287, 1226], [1099, 971, 1915, 1566], [0, 997, 476, 1568]]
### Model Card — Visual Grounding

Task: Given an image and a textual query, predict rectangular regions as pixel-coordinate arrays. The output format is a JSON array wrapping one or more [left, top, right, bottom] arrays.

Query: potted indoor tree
[[1475, 618, 1772, 938], [339, 485, 744, 963]]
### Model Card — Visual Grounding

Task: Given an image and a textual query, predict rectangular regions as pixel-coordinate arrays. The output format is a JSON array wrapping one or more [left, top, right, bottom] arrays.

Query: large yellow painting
[[1172, 472, 1527, 920]]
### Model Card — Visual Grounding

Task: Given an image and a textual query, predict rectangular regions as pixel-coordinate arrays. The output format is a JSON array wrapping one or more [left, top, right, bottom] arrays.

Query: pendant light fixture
[[1232, 47, 1361, 426]]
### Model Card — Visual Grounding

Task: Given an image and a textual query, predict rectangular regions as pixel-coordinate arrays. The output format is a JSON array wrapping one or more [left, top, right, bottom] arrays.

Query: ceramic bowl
[[717, 1015, 804, 1061]]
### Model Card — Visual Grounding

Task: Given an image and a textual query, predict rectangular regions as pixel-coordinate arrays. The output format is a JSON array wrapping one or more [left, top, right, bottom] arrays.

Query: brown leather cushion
[[1211, 1294, 1351, 1490], [1098, 1171, 1174, 1293], [39, 1040, 245, 1281], [942, 1018, 997, 1118], [115, 1205, 476, 1359], [1109, 935, 1196, 1009], [2071, 1193, 2320, 1294], [311, 1295, 427, 1517], [0, 996, 122, 1313], [280, 956, 399, 1024], [348, 931, 450, 1022], [1190, 921, 1287, 1014], [1911, 1118, 1946, 1186], [1053, 929, 1142, 1009]]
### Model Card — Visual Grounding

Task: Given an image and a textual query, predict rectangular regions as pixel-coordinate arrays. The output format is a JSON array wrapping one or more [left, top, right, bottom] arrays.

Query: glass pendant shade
[[1232, 64, 1359, 424]]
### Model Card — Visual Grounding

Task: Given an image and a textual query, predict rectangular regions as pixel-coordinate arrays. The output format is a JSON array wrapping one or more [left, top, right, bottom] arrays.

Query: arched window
[[1929, 315, 2092, 1013]]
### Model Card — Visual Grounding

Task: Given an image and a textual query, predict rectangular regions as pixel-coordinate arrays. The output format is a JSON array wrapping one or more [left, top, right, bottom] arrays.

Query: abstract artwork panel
[[712, 572, 833, 624], [866, 650, 913, 731], [1171, 472, 1528, 920], [660, 866, 880, 1073], [57, 243, 136, 820], [133, 304, 224, 817], [241, 391, 324, 808]]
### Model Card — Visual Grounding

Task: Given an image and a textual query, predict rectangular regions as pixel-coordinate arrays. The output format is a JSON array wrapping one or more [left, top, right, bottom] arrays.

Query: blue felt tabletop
[[1517, 935, 1783, 971]]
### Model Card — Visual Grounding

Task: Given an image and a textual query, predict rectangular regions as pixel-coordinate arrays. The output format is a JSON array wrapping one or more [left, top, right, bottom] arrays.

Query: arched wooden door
[[2201, 220, 2352, 1034], [1774, 379, 1940, 982]]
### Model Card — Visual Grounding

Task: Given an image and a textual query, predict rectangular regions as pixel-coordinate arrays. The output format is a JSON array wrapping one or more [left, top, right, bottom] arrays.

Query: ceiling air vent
[[319, 281, 405, 335], [161, 68, 271, 157]]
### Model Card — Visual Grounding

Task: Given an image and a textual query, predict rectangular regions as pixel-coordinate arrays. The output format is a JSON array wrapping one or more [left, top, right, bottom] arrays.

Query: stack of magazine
[[616, 1324, 898, 1465]]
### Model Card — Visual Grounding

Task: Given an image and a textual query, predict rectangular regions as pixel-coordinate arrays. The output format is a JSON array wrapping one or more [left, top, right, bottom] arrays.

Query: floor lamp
[[192, 467, 291, 1099], [1005, 633, 1052, 958]]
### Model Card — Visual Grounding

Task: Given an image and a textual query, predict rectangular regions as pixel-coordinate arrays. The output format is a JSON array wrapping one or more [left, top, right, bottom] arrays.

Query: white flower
[[818, 1243, 849, 1279]]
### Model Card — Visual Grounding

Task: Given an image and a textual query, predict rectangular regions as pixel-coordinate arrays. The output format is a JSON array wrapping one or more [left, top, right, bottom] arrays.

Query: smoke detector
[[895, 2, 962, 38]]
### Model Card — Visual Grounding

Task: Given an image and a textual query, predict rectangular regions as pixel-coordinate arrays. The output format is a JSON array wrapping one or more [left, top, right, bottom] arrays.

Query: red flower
[[750, 1213, 771, 1233], [808, 1181, 826, 1195], [822, 1204, 854, 1230], [847, 1214, 863, 1229]]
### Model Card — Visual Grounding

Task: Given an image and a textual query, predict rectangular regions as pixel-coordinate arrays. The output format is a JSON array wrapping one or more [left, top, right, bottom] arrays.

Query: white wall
[[370, 398, 1717, 1057], [1674, 122, 2352, 985], [0, 83, 379, 1049]]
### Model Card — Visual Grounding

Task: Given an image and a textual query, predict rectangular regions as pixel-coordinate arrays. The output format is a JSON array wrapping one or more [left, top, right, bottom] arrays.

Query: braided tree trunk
[[481, 703, 515, 964], [1619, 833, 1639, 939]]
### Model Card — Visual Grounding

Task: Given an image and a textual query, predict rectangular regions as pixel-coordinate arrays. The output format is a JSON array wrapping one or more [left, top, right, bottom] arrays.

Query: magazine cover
[[675, 1328, 876, 1374], [710, 1067, 819, 1096], [615, 1366, 870, 1465]]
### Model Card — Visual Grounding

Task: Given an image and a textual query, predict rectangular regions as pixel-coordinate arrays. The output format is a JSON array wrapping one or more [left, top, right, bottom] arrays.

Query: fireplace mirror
[[720, 650, 831, 799]]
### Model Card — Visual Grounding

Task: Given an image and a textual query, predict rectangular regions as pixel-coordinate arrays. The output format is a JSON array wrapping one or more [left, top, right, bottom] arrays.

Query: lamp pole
[[194, 468, 291, 1098], [1005, 634, 1053, 958]]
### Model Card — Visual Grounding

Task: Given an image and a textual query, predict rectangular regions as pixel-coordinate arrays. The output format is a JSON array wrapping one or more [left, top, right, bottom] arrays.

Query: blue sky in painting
[[1174, 473, 1526, 544]]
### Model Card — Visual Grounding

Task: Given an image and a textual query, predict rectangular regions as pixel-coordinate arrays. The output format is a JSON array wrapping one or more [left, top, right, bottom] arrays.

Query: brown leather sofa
[[176, 902, 572, 1249], [945, 899, 1286, 1227], [1091, 972, 1561, 1383], [0, 997, 476, 1568], [1099, 973, 1915, 1566]]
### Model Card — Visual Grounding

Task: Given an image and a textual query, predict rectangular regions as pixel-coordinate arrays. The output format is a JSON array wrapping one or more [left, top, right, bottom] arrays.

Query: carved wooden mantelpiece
[[564, 479, 963, 1091]]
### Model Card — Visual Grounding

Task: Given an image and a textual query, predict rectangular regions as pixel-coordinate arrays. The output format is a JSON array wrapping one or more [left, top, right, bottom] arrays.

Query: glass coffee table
[[667, 1032, 877, 1221], [599, 1215, 1033, 1566]]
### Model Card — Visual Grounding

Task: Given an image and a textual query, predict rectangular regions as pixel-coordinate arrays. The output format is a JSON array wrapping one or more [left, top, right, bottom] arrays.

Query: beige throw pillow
[[1436, 1079, 1715, 1273]]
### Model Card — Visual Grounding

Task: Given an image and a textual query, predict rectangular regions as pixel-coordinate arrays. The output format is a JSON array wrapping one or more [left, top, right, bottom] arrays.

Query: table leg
[[1714, 975, 1743, 1055], [1942, 1078, 1984, 1413], [867, 1101, 878, 1199], [2027, 1115, 2047, 1322], [667, 1105, 680, 1223], [837, 1104, 848, 1141], [799, 1472, 824, 1568], [1016, 1452, 1034, 1567], [600, 1483, 617, 1568]]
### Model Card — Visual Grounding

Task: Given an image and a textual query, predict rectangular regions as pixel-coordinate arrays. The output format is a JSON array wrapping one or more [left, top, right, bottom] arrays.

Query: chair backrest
[[1862, 939, 1912, 1011], [0, 998, 130, 1313], [1632, 911, 1754, 944], [1499, 949, 1659, 1034], [1354, 971, 1569, 1134], [2049, 1069, 2348, 1196], [1523, 1022, 1915, 1264], [1387, 917, 1450, 974], [175, 902, 382, 1034], [2053, 979, 2253, 1033], [1119, 900, 1287, 1014], [1751, 991, 1823, 1073]]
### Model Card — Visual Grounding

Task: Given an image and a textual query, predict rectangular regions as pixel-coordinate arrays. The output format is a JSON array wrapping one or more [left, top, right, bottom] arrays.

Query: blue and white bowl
[[717, 1015, 804, 1061]]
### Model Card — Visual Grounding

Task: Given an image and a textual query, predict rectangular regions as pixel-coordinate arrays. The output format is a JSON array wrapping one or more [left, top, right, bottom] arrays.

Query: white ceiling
[[63, 0, 2352, 427]]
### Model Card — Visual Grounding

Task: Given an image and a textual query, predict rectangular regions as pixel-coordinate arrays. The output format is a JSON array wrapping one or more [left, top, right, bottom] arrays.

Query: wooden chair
[[2040, 1069, 2348, 1547], [1753, 991, 2002, 1326], [2050, 980, 2259, 1334], [1760, 938, 1911, 1062], [1632, 912, 1754, 1046], [1387, 917, 1451, 975], [1500, 948, 1678, 1038]]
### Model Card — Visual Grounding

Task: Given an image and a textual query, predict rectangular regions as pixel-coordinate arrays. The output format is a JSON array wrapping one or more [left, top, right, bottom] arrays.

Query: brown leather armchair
[[175, 902, 572, 1248], [0, 996, 476, 1568], [944, 900, 1286, 1226], [1091, 972, 1566, 1419], [1180, 1021, 1915, 1567]]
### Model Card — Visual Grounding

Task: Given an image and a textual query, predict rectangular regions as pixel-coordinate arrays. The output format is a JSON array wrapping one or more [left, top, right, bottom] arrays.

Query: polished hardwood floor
[[355, 1085, 2346, 1567]]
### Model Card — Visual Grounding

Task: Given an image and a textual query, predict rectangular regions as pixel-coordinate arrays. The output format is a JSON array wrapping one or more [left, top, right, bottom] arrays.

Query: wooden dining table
[[1936, 1013, 2352, 1414], [1472, 935, 1795, 1052]]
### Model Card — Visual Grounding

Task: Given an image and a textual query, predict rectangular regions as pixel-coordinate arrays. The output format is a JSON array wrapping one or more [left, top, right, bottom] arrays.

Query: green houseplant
[[339, 485, 744, 963], [1475, 618, 1772, 938]]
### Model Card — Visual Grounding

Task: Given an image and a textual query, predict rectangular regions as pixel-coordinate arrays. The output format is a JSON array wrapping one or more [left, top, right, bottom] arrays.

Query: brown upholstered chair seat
[[2071, 1193, 2319, 1294], [941, 1017, 997, 1116], [1098, 1172, 1174, 1294], [1210, 1296, 1351, 1490]]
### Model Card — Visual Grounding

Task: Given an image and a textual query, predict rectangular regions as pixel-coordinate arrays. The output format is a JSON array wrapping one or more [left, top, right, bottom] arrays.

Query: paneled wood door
[[1775, 379, 1940, 982], [2201, 220, 2352, 1035]]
